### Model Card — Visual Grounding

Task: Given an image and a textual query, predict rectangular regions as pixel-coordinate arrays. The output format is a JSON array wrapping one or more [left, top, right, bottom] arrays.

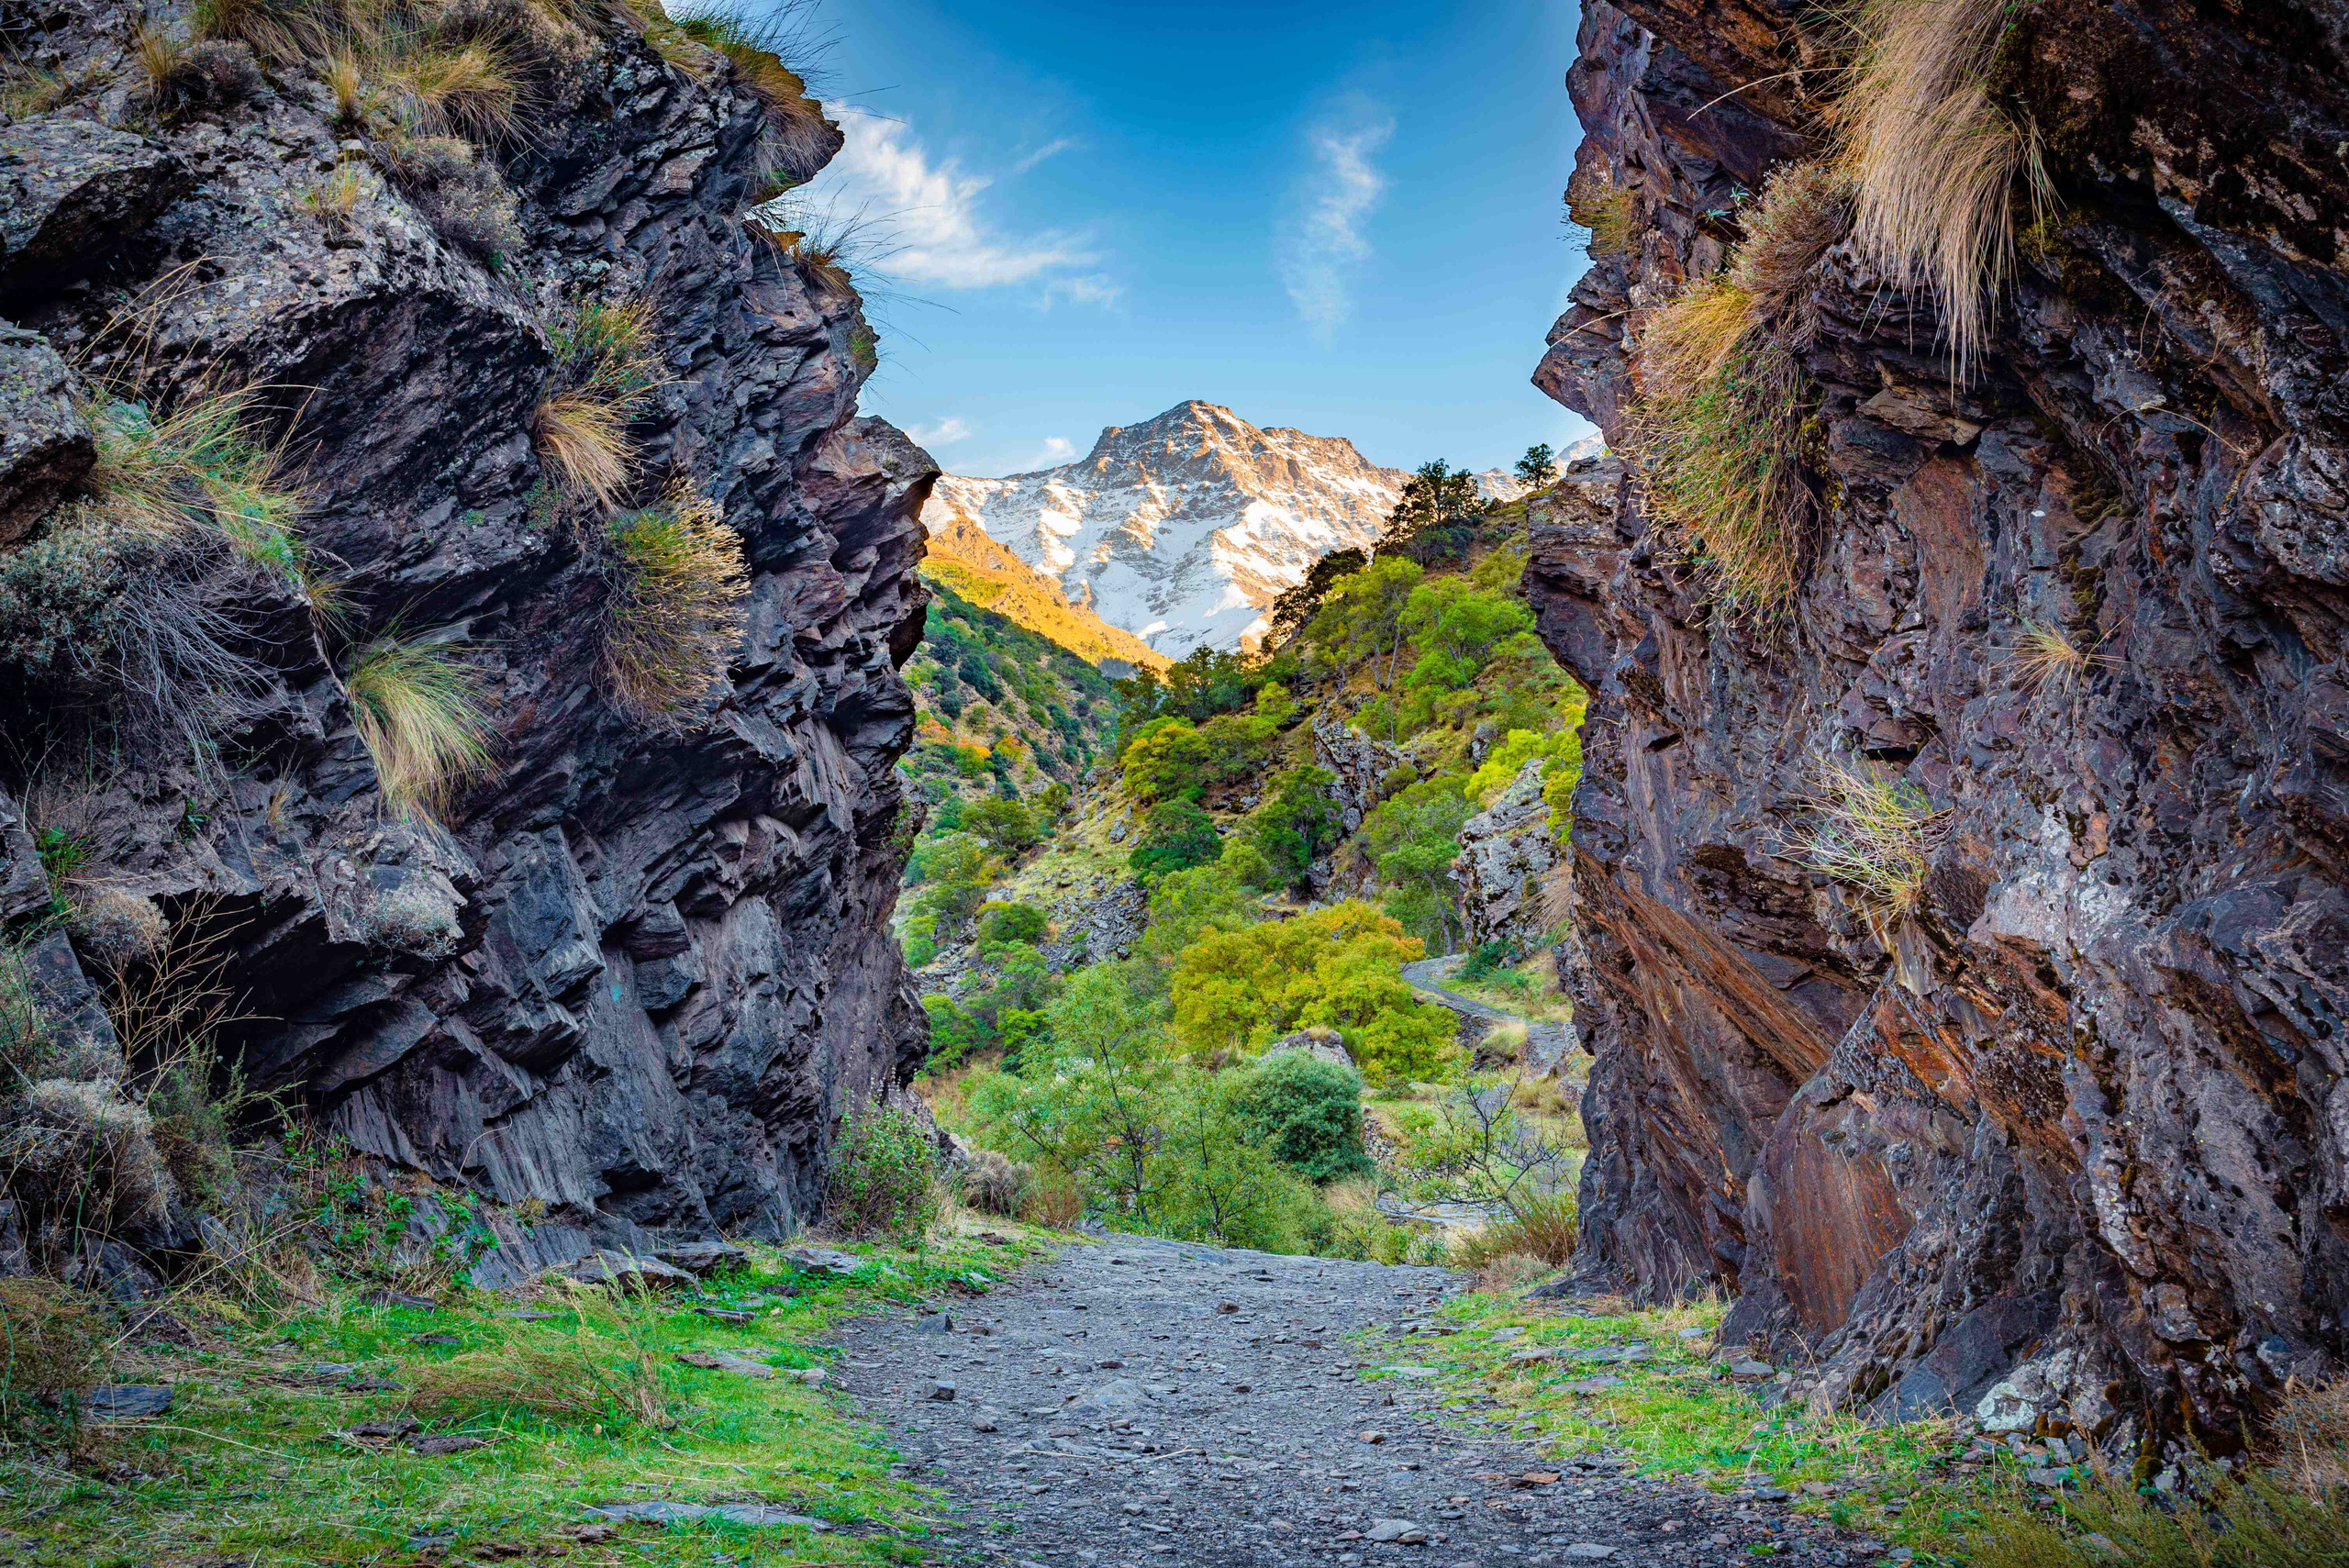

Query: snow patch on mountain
[[923, 401, 1408, 655]]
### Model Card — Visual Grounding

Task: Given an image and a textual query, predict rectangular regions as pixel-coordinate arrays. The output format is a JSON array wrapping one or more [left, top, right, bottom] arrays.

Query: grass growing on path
[[2, 1224, 1054, 1566], [1381, 1290, 1989, 1558]]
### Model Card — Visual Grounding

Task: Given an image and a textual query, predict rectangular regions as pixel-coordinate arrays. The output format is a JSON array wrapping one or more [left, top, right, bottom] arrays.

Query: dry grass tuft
[[1631, 328, 1809, 610], [2009, 620, 2098, 693], [1798, 759, 1943, 919], [1019, 1169, 1085, 1229], [534, 389, 635, 506], [959, 1148, 1030, 1217], [131, 26, 187, 98], [665, 1, 834, 181], [1638, 279, 1759, 404], [82, 386, 306, 578], [1449, 1192, 1579, 1283], [1729, 161, 1853, 343], [1833, 0, 2052, 374], [387, 39, 521, 142], [599, 486, 751, 725], [345, 628, 498, 813], [295, 163, 376, 234], [1564, 169, 1634, 260], [0, 61, 75, 117]]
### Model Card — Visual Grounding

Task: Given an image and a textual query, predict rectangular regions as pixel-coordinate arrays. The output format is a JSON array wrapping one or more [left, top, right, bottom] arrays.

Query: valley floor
[[830, 1239, 1891, 1567]]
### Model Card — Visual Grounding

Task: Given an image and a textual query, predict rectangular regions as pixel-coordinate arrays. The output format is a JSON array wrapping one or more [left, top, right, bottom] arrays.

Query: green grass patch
[[1384, 1291, 1996, 1558], [0, 1226, 1053, 1566]]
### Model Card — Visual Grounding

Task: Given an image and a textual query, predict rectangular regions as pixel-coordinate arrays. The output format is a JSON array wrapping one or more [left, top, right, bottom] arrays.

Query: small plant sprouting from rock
[[826, 1100, 941, 1244], [1564, 168, 1633, 260], [1798, 759, 1944, 920], [295, 163, 377, 236], [599, 486, 751, 727], [649, 0, 835, 183], [359, 879, 464, 959], [2009, 620, 2099, 694], [344, 628, 498, 814]]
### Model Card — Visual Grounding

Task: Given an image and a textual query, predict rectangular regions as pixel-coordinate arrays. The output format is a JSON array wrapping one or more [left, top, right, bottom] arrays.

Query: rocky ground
[[829, 1240, 1892, 1567]]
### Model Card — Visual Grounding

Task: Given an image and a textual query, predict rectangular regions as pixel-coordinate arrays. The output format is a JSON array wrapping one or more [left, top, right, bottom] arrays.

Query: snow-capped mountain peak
[[922, 402, 1408, 655]]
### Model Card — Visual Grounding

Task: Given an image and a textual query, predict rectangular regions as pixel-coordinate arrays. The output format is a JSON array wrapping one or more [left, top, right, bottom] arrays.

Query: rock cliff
[[1530, 0, 2349, 1462], [0, 0, 933, 1279]]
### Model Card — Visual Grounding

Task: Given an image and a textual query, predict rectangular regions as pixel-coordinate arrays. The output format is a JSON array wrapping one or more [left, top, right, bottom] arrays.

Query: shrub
[[346, 630, 498, 813], [374, 133, 522, 258], [974, 902, 1048, 947], [359, 880, 464, 958], [0, 944, 49, 1082], [1728, 161, 1852, 344], [2, 1076, 172, 1229], [1798, 759, 1943, 919], [158, 38, 264, 110], [1230, 1051, 1375, 1184], [1129, 796, 1220, 879], [600, 488, 751, 726], [826, 1102, 940, 1243], [959, 1149, 1029, 1217], [0, 1278, 111, 1442], [1833, 0, 2051, 373], [70, 886, 168, 973], [1955, 1451, 2349, 1566]]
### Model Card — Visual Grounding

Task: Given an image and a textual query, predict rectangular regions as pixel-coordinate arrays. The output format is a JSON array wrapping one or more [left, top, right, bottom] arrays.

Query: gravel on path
[[827, 1236, 1892, 1567]]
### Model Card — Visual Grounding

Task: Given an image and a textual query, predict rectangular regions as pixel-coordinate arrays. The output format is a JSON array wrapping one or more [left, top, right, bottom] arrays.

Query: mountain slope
[[920, 505, 1169, 673], [924, 401, 1407, 656]]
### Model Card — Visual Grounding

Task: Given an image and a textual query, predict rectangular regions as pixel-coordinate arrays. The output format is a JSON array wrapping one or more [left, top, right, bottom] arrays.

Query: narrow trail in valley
[[829, 1239, 1870, 1567], [1398, 956, 1575, 1072]]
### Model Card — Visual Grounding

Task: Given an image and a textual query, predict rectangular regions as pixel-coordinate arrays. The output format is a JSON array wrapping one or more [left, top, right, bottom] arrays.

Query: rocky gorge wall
[[1529, 0, 2349, 1462], [0, 0, 934, 1285]]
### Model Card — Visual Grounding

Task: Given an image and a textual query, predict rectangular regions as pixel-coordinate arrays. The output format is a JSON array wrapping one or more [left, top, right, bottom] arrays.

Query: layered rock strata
[[0, 0, 932, 1276], [1530, 0, 2349, 1462]]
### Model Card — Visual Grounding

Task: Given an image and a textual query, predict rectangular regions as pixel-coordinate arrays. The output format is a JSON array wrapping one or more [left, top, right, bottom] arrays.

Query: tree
[[1376, 461, 1483, 566], [1119, 716, 1212, 802], [1264, 548, 1367, 651], [1515, 443, 1557, 488], [961, 796, 1041, 854], [1305, 555, 1422, 688], [1242, 766, 1344, 888], [1129, 797, 1221, 880]]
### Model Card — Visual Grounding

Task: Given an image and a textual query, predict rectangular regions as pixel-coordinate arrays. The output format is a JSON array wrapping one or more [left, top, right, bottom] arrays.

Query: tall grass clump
[[533, 294, 660, 506], [344, 628, 498, 813], [663, 0, 834, 181], [401, 1293, 673, 1428], [599, 487, 751, 725], [2009, 619, 2096, 693], [826, 1101, 940, 1244], [1832, 0, 2052, 374], [1798, 759, 1943, 920]]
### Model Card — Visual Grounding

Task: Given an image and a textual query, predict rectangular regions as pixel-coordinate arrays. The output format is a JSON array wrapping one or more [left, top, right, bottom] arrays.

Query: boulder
[[0, 325, 91, 543], [0, 120, 184, 294]]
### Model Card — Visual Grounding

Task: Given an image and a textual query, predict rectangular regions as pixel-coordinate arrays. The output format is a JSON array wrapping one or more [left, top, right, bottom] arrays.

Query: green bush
[[825, 1102, 940, 1243], [975, 902, 1048, 946], [1230, 1051, 1375, 1184], [1129, 796, 1221, 879]]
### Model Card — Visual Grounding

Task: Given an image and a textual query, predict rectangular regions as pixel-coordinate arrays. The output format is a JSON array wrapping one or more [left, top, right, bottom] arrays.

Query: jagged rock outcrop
[[1451, 758, 1560, 952], [1531, 0, 2349, 1462], [0, 0, 933, 1276]]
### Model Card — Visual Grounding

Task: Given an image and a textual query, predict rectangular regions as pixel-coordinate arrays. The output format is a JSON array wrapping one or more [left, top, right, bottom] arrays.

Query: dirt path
[[1399, 956, 1576, 1073], [827, 1238, 1877, 1566]]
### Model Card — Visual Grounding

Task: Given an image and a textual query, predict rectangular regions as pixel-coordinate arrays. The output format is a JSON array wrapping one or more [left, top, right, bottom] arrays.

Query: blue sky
[[800, 0, 1598, 478]]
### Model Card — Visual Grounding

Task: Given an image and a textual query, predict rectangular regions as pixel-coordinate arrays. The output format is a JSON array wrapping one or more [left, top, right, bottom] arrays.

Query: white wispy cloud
[[1012, 436, 1076, 472], [907, 417, 972, 448], [1010, 137, 1078, 175], [1275, 109, 1395, 341], [1042, 273, 1122, 310], [809, 108, 1108, 298]]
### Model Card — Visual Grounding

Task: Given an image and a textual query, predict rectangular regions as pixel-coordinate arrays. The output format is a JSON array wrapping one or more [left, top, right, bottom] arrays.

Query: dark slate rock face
[[0, 1, 932, 1262], [1528, 0, 2349, 1460]]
